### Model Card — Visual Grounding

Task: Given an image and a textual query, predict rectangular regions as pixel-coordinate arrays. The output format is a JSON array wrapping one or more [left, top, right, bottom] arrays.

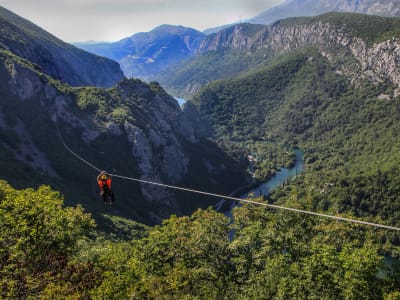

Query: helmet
[[101, 174, 107, 180]]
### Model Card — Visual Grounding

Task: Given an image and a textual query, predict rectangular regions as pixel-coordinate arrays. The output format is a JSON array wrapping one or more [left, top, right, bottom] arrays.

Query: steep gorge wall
[[265, 22, 400, 89], [0, 50, 232, 222], [198, 20, 400, 92]]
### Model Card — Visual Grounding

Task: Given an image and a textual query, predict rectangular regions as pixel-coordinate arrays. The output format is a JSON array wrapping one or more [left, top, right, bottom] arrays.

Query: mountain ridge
[[250, 0, 400, 27], [155, 13, 400, 97], [0, 5, 124, 87], [75, 25, 205, 80]]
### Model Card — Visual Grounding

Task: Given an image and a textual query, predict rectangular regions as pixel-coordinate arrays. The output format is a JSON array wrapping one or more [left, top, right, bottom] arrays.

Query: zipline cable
[[55, 120, 101, 172], [55, 120, 400, 231], [109, 174, 400, 231]]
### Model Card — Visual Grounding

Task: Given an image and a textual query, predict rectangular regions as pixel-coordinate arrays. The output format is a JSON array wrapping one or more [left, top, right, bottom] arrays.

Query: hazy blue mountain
[[0, 5, 124, 87], [75, 25, 205, 80]]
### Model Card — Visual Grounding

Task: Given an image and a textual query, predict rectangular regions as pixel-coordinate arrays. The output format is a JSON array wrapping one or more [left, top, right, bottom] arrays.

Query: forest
[[2, 8, 400, 299], [2, 180, 400, 299]]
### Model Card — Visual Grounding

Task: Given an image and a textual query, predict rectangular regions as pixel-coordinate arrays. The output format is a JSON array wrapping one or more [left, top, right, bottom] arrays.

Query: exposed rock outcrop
[[1, 48, 238, 222], [198, 16, 400, 90]]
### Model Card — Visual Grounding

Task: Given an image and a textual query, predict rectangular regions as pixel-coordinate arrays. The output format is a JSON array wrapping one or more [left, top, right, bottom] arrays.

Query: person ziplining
[[97, 171, 115, 205], [55, 119, 400, 231]]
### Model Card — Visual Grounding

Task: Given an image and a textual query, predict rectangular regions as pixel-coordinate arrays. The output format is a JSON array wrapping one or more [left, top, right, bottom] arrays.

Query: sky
[[0, 0, 284, 43]]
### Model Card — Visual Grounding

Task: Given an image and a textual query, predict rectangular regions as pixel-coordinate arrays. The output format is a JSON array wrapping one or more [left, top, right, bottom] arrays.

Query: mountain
[[69, 0, 400, 85], [250, 0, 400, 26], [74, 0, 400, 84], [0, 47, 248, 226], [75, 25, 205, 80], [202, 0, 400, 35], [191, 41, 400, 225], [3, 6, 400, 299], [156, 13, 400, 97], [0, 5, 124, 87], [0, 8, 248, 226]]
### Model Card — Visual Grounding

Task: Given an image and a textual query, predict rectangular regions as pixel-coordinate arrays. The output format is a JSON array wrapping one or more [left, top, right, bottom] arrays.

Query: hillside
[[156, 13, 400, 97], [0, 47, 247, 227], [0, 5, 124, 87], [191, 42, 400, 229], [2, 5, 400, 298], [75, 25, 205, 80]]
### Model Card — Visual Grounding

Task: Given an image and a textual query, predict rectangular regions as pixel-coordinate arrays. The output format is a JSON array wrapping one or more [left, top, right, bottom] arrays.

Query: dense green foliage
[[2, 181, 399, 299], [0, 180, 97, 298], [192, 45, 400, 249]]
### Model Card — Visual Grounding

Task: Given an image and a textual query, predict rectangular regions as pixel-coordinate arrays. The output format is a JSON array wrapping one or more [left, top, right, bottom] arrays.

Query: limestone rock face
[[1, 52, 231, 222], [198, 18, 400, 90], [265, 22, 400, 88]]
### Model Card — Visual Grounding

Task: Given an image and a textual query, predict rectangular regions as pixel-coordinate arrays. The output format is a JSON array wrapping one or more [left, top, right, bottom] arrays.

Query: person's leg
[[109, 190, 115, 204], [101, 191, 107, 203]]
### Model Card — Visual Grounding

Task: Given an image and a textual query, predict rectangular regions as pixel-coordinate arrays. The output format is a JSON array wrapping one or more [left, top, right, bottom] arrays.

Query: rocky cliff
[[264, 18, 400, 93], [197, 24, 266, 53], [181, 13, 400, 96], [0, 48, 246, 224], [0, 5, 124, 87]]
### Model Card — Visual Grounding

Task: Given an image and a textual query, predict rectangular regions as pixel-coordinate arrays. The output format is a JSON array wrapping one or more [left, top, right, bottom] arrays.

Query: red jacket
[[97, 173, 112, 191], [98, 178, 112, 190]]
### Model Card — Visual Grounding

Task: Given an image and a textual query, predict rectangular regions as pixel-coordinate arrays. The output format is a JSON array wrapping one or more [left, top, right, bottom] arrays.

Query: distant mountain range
[[75, 0, 400, 89], [156, 12, 400, 97], [75, 25, 205, 80]]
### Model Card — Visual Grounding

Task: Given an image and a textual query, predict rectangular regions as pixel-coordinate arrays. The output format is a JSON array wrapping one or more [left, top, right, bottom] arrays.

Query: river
[[216, 149, 304, 216], [241, 149, 304, 199], [174, 97, 186, 107]]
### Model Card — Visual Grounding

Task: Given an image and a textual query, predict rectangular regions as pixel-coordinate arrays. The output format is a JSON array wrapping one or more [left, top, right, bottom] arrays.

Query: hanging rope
[[55, 120, 400, 231]]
